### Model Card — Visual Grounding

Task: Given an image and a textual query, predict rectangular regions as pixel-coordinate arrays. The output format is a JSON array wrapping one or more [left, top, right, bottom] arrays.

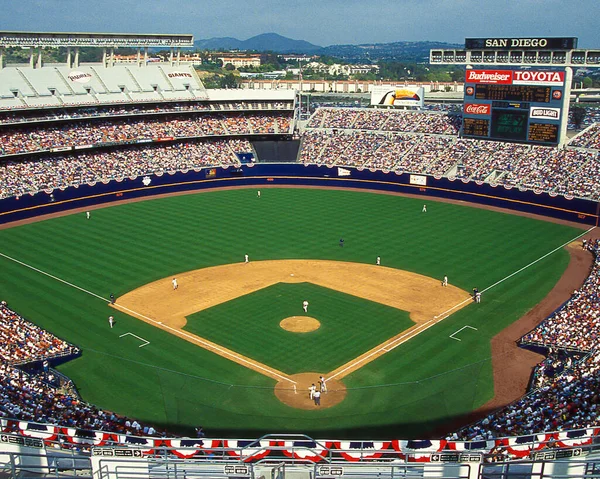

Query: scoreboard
[[462, 69, 566, 145]]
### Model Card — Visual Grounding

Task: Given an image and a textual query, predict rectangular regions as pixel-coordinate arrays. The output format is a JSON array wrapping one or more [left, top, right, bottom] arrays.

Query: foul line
[[0, 251, 109, 302], [119, 332, 150, 348], [0, 250, 295, 385], [327, 226, 595, 381], [114, 303, 296, 384], [449, 325, 478, 342]]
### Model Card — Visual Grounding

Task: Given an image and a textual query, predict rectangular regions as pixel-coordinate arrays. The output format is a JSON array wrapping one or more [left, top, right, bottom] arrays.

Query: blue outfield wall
[[0, 163, 598, 225]]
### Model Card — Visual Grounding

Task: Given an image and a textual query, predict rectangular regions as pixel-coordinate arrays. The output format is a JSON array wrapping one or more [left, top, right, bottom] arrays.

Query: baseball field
[[0, 187, 586, 438]]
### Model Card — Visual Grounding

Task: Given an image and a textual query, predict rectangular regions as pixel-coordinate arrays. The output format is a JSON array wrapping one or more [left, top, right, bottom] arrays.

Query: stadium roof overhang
[[0, 31, 194, 48]]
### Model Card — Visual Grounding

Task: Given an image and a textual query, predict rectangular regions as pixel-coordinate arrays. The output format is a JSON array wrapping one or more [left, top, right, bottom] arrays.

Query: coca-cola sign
[[513, 70, 565, 86], [465, 70, 513, 84], [464, 103, 491, 115]]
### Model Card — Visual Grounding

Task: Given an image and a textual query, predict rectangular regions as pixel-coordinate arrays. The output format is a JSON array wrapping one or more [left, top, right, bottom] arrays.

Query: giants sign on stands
[[167, 72, 193, 78], [464, 103, 491, 115], [465, 70, 512, 84]]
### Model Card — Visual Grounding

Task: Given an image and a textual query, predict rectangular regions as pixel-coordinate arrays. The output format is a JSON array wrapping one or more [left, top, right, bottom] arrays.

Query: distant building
[[217, 54, 262, 69], [304, 62, 379, 76]]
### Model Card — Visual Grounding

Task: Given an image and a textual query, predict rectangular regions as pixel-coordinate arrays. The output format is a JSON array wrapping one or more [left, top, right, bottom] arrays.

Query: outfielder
[[108, 316, 114, 328], [86, 211, 90, 220], [422, 204, 427, 213]]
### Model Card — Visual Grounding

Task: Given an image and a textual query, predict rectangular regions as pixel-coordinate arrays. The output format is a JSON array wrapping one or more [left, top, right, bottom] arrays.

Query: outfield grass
[[0, 188, 584, 437], [185, 282, 414, 374]]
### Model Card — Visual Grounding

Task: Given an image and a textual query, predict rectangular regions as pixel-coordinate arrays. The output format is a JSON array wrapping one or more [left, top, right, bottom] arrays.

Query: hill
[[194, 33, 461, 61], [194, 33, 322, 54]]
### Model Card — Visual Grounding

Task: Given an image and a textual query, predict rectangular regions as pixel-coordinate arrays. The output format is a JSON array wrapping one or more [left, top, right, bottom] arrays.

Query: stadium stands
[[300, 108, 600, 200], [0, 139, 253, 199]]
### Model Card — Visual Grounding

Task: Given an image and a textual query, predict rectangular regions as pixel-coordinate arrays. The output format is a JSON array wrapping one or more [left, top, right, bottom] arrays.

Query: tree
[[582, 76, 593, 89], [571, 106, 587, 129]]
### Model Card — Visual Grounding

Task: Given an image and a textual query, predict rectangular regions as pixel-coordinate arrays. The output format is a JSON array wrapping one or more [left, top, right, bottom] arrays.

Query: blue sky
[[4, 0, 599, 48]]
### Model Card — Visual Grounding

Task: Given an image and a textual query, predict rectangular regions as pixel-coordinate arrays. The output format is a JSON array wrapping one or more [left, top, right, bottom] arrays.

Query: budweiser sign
[[466, 70, 512, 84], [513, 70, 565, 86], [464, 103, 491, 115]]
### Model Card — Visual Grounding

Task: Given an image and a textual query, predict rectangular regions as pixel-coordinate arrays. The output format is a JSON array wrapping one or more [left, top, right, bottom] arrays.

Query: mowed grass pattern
[[185, 282, 414, 374], [0, 188, 585, 437]]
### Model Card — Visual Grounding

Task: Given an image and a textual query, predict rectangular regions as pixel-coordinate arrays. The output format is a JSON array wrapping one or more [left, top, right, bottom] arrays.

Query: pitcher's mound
[[275, 373, 347, 410], [280, 316, 320, 333]]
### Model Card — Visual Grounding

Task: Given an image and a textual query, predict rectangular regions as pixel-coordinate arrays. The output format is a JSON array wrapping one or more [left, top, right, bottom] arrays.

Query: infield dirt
[[114, 259, 471, 409]]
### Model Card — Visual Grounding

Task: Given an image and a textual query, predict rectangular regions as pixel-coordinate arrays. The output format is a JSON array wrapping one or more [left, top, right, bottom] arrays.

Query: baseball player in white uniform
[[245, 254, 249, 263], [172, 278, 178, 290], [376, 256, 381, 266], [422, 204, 427, 213], [443, 275, 448, 287], [86, 211, 90, 220], [257, 190, 261, 198], [108, 316, 114, 328], [303, 300, 309, 313], [309, 384, 316, 400], [319, 376, 327, 393]]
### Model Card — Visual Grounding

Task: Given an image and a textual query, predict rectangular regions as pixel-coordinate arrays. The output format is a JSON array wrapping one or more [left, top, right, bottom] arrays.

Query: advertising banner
[[371, 86, 424, 108]]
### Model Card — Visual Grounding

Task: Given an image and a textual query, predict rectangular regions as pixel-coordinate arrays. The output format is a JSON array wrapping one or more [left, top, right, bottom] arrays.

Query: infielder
[[376, 256, 381, 266], [108, 316, 114, 328], [442, 276, 448, 287], [319, 375, 327, 393], [245, 254, 249, 263], [303, 300, 309, 313], [172, 278, 178, 290]]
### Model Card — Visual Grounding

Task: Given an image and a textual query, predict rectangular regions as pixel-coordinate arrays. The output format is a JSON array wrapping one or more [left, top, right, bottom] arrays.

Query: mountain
[[194, 33, 322, 54], [193, 34, 462, 61], [193, 37, 244, 50]]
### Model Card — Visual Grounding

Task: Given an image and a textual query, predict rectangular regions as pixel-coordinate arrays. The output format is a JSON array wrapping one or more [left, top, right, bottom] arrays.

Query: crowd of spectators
[[453, 239, 600, 440], [570, 123, 600, 150], [0, 302, 79, 365], [299, 128, 600, 200], [0, 301, 159, 436], [0, 112, 291, 156], [453, 348, 600, 440], [306, 107, 460, 134], [520, 240, 600, 352], [0, 101, 294, 123], [0, 138, 252, 199]]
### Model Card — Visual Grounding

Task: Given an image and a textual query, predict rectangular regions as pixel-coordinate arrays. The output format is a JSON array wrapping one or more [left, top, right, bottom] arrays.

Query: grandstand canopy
[[0, 31, 194, 48]]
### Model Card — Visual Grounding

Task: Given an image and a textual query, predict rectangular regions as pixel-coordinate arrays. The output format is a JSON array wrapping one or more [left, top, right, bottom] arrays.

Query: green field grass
[[0, 188, 584, 438], [185, 282, 414, 374]]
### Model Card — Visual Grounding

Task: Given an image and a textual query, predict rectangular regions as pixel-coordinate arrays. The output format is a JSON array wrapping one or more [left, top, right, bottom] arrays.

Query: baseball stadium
[[0, 31, 600, 478]]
